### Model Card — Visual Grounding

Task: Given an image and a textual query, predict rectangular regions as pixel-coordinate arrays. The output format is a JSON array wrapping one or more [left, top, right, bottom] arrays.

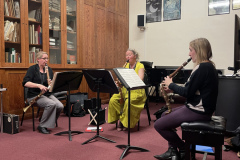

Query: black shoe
[[45, 128, 51, 132], [37, 126, 50, 134], [154, 147, 180, 160]]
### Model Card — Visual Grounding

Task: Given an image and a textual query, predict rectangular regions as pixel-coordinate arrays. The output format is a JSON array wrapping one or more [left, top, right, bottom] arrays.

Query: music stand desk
[[0, 88, 7, 133]]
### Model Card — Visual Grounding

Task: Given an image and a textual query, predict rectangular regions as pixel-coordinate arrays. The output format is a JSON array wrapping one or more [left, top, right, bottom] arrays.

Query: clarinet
[[23, 64, 51, 113], [161, 58, 191, 114], [118, 59, 129, 114], [45, 64, 50, 86]]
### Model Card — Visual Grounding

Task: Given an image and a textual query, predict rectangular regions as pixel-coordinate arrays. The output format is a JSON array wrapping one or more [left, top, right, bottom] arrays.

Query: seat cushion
[[181, 116, 226, 134]]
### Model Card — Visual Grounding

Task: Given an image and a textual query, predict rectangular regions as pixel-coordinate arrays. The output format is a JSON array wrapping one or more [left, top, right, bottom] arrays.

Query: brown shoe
[[117, 121, 123, 131]]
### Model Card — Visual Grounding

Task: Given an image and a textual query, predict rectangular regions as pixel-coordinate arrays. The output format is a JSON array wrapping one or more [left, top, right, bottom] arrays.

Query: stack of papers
[[85, 127, 103, 133]]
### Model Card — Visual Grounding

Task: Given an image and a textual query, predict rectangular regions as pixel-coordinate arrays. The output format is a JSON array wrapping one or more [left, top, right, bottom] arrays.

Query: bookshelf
[[1, 0, 25, 67], [0, 0, 81, 68], [28, 0, 43, 64]]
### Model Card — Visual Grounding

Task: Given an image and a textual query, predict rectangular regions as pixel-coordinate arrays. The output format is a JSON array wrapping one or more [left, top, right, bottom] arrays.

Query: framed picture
[[208, 0, 230, 16], [163, 0, 181, 21], [233, 0, 240, 10], [146, 0, 162, 23]]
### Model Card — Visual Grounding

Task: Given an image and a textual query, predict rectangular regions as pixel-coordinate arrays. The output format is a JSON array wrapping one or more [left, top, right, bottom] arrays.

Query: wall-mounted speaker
[[137, 15, 144, 27]]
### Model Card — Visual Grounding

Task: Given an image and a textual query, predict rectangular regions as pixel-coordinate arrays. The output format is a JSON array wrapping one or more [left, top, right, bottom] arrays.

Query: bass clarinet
[[23, 64, 51, 113], [161, 58, 191, 114]]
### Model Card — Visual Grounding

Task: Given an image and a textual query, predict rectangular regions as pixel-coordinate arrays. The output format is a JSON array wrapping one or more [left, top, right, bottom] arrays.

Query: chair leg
[[185, 142, 191, 160], [145, 100, 151, 125], [138, 120, 140, 131], [56, 119, 58, 127], [21, 111, 25, 126], [191, 144, 196, 160], [215, 145, 222, 160], [36, 107, 40, 118], [32, 107, 35, 131], [145, 87, 151, 125]]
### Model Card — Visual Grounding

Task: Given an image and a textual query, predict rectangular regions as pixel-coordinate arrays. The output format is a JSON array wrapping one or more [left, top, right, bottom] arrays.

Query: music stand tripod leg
[[82, 78, 116, 145], [54, 81, 83, 141], [116, 90, 149, 159]]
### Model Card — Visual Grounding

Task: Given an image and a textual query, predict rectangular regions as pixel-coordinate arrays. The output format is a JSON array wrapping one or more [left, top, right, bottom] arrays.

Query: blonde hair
[[190, 38, 215, 66], [36, 51, 48, 63], [127, 48, 139, 61]]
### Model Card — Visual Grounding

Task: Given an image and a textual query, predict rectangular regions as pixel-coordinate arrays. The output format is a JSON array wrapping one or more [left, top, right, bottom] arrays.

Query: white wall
[[129, 0, 240, 75]]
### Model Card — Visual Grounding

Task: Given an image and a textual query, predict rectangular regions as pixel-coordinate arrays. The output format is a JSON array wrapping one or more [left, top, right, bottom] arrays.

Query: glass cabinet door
[[3, 0, 23, 66], [66, 0, 77, 65], [28, 0, 43, 64], [49, 0, 61, 64]]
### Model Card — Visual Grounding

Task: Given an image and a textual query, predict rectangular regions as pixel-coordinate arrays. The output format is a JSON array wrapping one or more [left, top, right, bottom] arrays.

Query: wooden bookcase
[[0, 0, 129, 118], [1, 0, 128, 69], [0, 0, 26, 68]]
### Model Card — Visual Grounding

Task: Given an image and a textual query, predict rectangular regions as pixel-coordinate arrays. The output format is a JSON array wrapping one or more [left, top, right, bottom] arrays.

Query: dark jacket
[[169, 62, 218, 115], [22, 64, 53, 98]]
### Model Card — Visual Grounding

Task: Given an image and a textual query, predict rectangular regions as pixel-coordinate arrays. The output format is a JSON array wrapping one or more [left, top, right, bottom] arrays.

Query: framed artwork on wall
[[163, 0, 181, 21], [146, 0, 162, 23], [233, 0, 240, 10], [208, 0, 230, 16]]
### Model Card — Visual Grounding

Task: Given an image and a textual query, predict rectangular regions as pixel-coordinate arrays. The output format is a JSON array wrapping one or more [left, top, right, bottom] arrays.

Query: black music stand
[[51, 71, 83, 141], [113, 68, 149, 159], [81, 69, 118, 145], [146, 68, 167, 102]]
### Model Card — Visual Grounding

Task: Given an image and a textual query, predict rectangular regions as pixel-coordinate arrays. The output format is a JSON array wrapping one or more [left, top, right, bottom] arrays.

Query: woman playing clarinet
[[22, 51, 63, 134], [108, 48, 146, 131], [154, 38, 219, 160]]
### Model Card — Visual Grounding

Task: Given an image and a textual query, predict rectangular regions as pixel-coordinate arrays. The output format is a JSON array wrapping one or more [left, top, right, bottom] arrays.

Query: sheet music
[[117, 68, 145, 88]]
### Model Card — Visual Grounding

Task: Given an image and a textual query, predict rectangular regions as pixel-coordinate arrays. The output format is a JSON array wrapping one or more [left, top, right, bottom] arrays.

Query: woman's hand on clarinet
[[115, 78, 123, 88], [37, 84, 48, 93], [162, 76, 173, 92], [163, 76, 173, 86]]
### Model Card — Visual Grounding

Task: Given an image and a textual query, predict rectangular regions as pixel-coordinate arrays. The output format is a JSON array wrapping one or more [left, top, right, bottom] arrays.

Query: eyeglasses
[[41, 58, 49, 60]]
